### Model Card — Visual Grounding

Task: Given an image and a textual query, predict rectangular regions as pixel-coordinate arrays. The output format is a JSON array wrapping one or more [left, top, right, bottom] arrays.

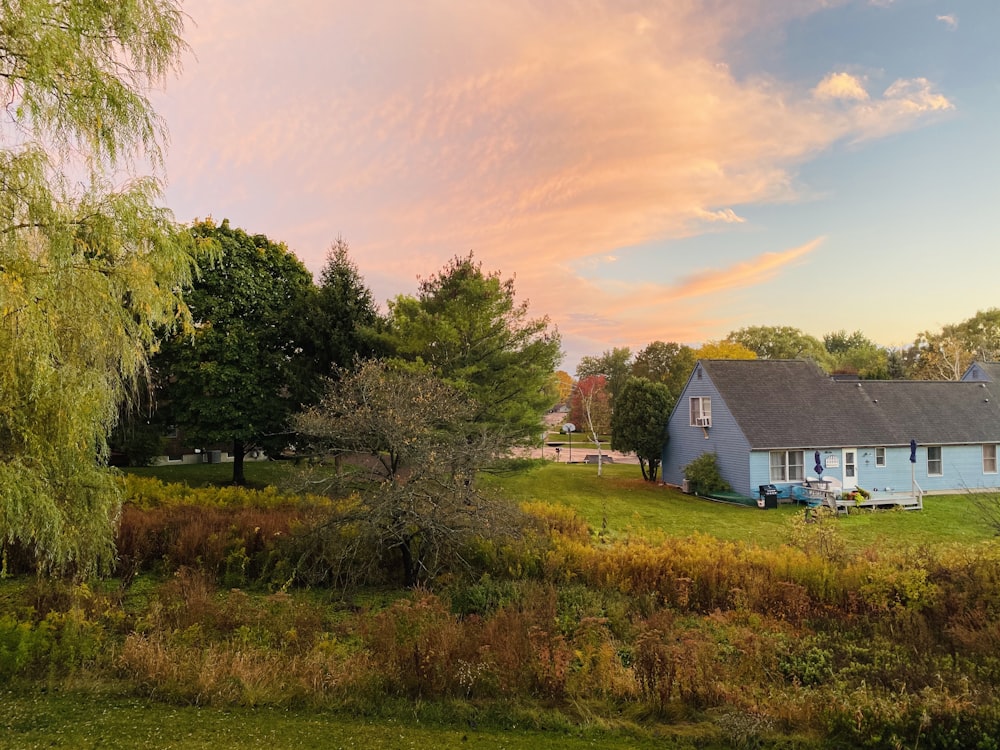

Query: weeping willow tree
[[0, 1, 197, 575]]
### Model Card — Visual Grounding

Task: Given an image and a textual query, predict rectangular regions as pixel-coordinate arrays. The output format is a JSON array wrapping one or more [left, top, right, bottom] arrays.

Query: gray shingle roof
[[698, 359, 1000, 449], [963, 361, 1000, 383]]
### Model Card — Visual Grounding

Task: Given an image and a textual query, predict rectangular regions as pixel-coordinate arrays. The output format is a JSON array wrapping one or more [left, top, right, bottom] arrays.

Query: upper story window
[[689, 397, 711, 427], [875, 447, 886, 467], [927, 445, 943, 476], [984, 444, 997, 474]]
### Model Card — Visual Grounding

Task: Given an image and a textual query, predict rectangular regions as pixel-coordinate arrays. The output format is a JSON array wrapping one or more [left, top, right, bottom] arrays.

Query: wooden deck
[[792, 482, 923, 512]]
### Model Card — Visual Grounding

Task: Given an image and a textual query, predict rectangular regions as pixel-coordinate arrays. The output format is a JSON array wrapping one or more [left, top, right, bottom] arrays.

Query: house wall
[[747, 444, 1000, 497], [662, 367, 753, 495]]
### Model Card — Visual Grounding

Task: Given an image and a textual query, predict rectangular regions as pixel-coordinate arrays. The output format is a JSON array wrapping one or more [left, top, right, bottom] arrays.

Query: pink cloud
[[155, 1, 951, 364], [670, 238, 825, 299]]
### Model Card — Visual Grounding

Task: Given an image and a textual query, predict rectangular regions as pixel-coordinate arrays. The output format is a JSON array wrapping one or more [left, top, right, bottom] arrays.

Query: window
[[927, 446, 942, 476], [875, 447, 886, 467], [770, 450, 804, 482], [984, 444, 998, 474], [689, 397, 711, 427]]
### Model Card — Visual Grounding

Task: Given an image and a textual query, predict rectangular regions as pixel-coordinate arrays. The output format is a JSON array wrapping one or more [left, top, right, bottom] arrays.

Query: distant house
[[661, 359, 1000, 506]]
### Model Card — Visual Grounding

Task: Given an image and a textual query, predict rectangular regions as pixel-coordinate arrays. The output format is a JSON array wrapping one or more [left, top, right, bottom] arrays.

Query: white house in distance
[[661, 359, 1000, 508]]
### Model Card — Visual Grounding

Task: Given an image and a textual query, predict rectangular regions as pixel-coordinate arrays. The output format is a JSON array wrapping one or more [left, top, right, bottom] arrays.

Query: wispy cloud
[[155, 1, 954, 362], [670, 238, 825, 299]]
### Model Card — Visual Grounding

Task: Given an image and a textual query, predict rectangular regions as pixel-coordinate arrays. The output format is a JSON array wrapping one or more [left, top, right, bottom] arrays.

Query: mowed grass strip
[[0, 690, 680, 750]]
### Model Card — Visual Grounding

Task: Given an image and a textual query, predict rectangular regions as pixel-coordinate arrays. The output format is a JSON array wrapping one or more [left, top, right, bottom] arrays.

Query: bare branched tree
[[290, 360, 523, 588]]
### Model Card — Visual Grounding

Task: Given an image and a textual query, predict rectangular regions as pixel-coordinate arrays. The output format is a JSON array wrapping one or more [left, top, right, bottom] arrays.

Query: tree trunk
[[400, 538, 417, 588], [232, 439, 246, 485]]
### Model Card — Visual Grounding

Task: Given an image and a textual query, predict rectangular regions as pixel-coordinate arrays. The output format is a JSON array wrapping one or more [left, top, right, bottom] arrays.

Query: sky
[[152, 0, 1000, 372]]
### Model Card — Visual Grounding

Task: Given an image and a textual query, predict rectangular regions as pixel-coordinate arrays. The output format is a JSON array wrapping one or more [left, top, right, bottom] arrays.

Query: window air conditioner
[[695, 416, 711, 427]]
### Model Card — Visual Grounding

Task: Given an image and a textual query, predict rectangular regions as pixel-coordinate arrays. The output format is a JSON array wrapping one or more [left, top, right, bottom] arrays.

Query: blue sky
[[154, 1, 1000, 370]]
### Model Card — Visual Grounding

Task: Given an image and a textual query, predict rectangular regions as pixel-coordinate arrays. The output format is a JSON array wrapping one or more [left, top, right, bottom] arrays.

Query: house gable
[[662, 359, 1000, 498]]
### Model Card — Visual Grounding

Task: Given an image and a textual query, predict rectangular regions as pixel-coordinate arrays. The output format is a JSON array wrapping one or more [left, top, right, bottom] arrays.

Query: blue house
[[661, 359, 1000, 509]]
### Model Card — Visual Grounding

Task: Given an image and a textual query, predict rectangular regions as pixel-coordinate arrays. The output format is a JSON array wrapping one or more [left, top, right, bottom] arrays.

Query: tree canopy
[[576, 347, 633, 407], [380, 253, 561, 447], [152, 219, 316, 485], [631, 341, 697, 399], [725, 325, 829, 365], [0, 0, 194, 574], [611, 377, 673, 482]]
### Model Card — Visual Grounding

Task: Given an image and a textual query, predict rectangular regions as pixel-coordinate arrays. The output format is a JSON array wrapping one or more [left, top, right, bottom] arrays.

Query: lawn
[[127, 459, 998, 551], [481, 460, 998, 551], [0, 689, 694, 750]]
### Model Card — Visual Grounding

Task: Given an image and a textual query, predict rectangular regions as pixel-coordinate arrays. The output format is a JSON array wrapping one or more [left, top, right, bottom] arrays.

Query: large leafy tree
[[153, 220, 316, 485], [381, 253, 561, 447], [631, 341, 697, 398], [695, 340, 758, 360], [725, 325, 830, 367], [292, 360, 520, 588], [904, 310, 1000, 381], [576, 347, 633, 407], [611, 377, 673, 482], [0, 1, 195, 574], [823, 330, 890, 379]]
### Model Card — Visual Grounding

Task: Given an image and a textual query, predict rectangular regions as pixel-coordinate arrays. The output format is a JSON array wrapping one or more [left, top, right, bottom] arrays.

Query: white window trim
[[689, 396, 711, 427], [927, 446, 943, 477], [769, 450, 804, 483], [983, 444, 997, 475], [875, 447, 886, 468]]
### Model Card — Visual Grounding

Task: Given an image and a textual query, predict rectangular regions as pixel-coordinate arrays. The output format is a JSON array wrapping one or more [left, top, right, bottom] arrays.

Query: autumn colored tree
[[695, 340, 758, 360], [576, 347, 633, 407], [570, 375, 611, 474]]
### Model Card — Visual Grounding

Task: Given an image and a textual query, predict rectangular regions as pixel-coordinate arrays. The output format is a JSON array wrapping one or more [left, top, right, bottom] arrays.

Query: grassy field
[[9, 460, 997, 749], [0, 690, 684, 750], [130, 458, 998, 551], [481, 460, 996, 551]]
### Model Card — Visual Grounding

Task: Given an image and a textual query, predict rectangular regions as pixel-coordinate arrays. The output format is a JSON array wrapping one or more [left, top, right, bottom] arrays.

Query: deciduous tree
[[695, 340, 758, 360], [570, 375, 611, 475], [725, 325, 829, 366], [153, 220, 316, 485], [292, 360, 520, 587], [611, 378, 673, 482], [0, 0, 195, 574], [576, 347, 633, 407], [631, 341, 697, 398]]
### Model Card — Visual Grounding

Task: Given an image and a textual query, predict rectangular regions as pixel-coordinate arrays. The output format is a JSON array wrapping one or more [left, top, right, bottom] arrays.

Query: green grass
[[0, 689, 706, 750], [482, 461, 998, 551], [128, 459, 999, 551], [124, 459, 306, 489]]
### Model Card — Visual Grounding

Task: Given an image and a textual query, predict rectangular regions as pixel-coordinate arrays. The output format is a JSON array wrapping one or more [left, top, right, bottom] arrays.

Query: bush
[[682, 453, 731, 495]]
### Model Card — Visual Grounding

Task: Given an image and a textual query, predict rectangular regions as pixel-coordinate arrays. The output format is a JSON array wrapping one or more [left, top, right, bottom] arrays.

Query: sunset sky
[[153, 1, 1000, 370]]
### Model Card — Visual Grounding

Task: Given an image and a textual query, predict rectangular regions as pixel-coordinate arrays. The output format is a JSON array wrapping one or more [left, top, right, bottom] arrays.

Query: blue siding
[[662, 365, 753, 495], [747, 444, 1000, 496]]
